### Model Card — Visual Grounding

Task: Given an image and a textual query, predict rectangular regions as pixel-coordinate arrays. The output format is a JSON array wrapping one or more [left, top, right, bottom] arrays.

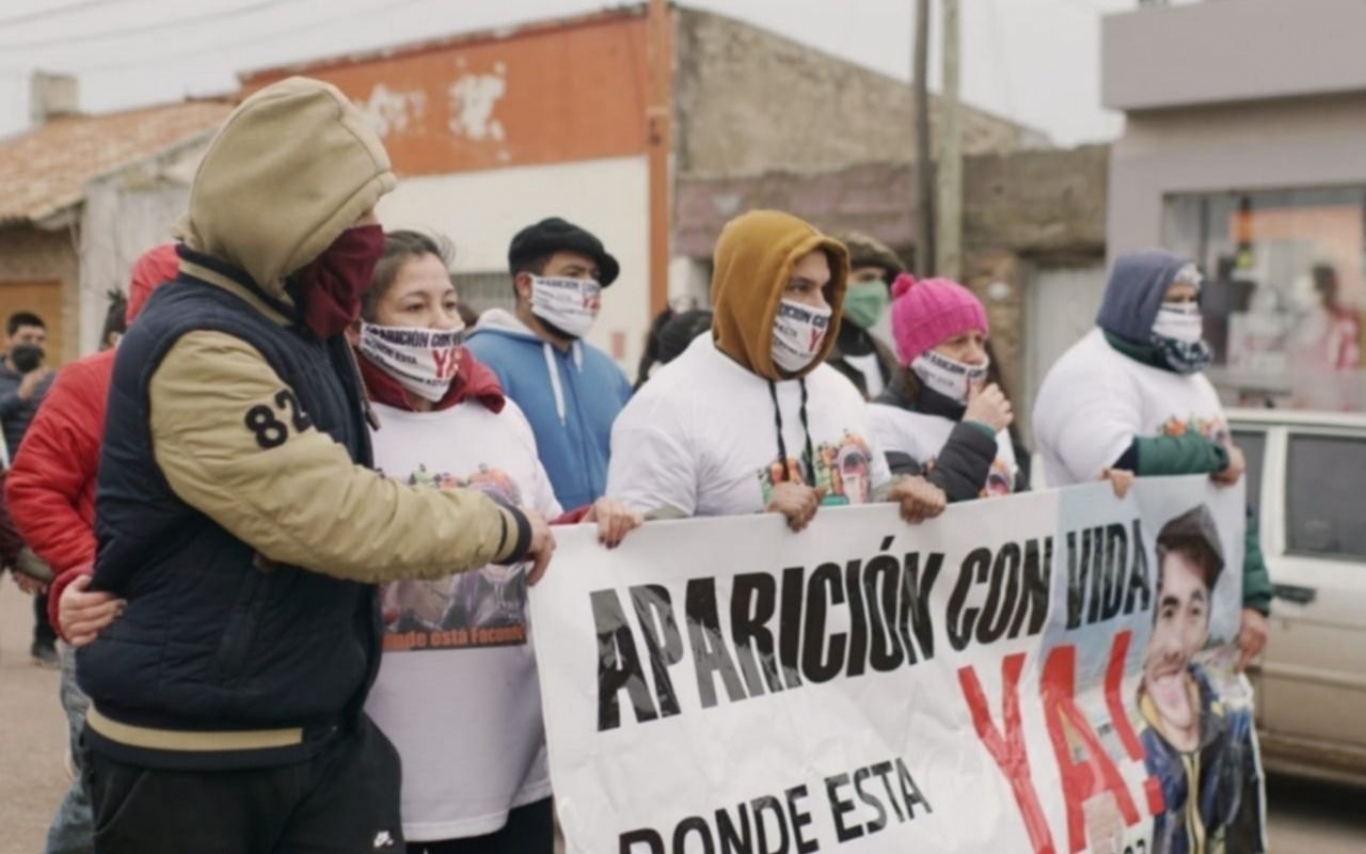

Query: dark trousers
[[83, 715, 404, 854], [410, 799, 554, 854], [34, 591, 56, 645]]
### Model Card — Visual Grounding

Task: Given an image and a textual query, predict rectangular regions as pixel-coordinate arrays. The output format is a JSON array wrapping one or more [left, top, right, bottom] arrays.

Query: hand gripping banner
[[530, 477, 1266, 854]]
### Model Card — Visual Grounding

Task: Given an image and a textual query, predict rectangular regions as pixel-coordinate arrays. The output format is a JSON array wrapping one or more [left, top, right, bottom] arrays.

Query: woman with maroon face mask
[[354, 231, 639, 854]]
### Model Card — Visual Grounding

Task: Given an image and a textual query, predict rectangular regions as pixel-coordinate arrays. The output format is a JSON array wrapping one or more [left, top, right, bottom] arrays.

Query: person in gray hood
[[1033, 249, 1271, 672]]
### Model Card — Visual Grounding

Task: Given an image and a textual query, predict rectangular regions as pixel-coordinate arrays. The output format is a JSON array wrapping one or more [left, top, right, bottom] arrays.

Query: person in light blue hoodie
[[466, 218, 633, 511]]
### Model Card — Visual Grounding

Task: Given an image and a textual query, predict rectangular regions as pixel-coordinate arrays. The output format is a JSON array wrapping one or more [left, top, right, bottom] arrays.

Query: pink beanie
[[889, 273, 988, 365]]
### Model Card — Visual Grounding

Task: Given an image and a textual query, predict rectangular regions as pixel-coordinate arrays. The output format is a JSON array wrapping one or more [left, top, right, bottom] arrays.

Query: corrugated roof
[[0, 99, 233, 225]]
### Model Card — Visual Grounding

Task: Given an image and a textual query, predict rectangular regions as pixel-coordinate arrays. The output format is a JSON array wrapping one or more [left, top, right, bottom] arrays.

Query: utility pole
[[646, 0, 672, 320], [936, 0, 962, 280], [913, 0, 935, 277]]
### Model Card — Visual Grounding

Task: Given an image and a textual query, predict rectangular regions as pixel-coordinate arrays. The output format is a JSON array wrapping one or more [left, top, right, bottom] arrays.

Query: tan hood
[[711, 210, 849, 380], [179, 77, 396, 303]]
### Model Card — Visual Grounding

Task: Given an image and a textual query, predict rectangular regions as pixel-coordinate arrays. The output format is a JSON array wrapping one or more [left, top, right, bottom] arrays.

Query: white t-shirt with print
[[608, 335, 892, 517], [1033, 328, 1229, 488], [363, 399, 560, 842], [867, 404, 1018, 497]]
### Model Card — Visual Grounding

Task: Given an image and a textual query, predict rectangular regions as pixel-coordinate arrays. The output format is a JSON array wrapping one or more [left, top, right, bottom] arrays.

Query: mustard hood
[[178, 77, 396, 304], [711, 210, 849, 380]]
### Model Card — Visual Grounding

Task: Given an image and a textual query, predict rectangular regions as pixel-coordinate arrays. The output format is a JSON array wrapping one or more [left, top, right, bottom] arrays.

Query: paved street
[[2, 582, 1362, 853]]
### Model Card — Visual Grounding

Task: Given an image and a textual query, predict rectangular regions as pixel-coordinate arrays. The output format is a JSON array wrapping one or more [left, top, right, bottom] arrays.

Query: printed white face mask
[[911, 349, 990, 406], [1152, 302, 1203, 344], [359, 322, 465, 403], [530, 276, 601, 339], [771, 298, 833, 374]]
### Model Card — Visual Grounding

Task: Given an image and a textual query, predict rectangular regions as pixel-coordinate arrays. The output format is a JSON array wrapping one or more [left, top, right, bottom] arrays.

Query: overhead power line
[[67, 0, 444, 72], [0, 0, 139, 31], [0, 0, 307, 51]]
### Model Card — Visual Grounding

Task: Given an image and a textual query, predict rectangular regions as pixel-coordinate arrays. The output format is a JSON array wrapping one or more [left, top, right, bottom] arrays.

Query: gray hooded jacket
[[1096, 249, 1189, 344]]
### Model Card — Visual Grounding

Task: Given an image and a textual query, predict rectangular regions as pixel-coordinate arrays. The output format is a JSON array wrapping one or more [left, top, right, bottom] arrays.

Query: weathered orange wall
[[242, 15, 650, 176]]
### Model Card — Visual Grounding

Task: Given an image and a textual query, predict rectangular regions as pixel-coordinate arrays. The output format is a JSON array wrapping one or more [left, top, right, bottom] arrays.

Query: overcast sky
[[0, 0, 1140, 145]]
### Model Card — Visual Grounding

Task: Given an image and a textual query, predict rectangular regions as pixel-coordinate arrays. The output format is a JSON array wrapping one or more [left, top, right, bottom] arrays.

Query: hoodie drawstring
[[768, 379, 816, 487], [542, 340, 586, 425], [543, 342, 567, 425]]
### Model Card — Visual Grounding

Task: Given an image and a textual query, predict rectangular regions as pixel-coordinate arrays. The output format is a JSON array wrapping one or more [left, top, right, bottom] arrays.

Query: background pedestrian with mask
[[1033, 249, 1272, 673], [825, 232, 902, 398], [466, 218, 632, 511], [6, 244, 178, 854], [868, 273, 1024, 501], [0, 310, 57, 667]]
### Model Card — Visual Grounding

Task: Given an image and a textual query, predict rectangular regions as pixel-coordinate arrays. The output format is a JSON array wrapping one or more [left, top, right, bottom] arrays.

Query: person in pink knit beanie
[[865, 272, 1026, 501]]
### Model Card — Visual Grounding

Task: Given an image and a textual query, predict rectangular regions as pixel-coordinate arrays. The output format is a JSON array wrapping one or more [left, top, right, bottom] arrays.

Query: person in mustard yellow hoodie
[[71, 78, 554, 854], [607, 209, 945, 528]]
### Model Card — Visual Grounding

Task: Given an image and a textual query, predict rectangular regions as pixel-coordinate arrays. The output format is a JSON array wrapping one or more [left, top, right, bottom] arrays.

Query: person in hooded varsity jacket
[[606, 209, 945, 530], [72, 77, 553, 854], [1033, 250, 1272, 673]]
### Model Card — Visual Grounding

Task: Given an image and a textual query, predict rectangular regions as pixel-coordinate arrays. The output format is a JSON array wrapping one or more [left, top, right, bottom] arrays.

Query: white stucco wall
[[78, 136, 208, 355], [377, 155, 651, 373]]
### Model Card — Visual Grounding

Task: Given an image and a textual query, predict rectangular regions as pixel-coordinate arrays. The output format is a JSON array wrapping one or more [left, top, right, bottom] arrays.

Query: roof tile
[[0, 100, 233, 224]]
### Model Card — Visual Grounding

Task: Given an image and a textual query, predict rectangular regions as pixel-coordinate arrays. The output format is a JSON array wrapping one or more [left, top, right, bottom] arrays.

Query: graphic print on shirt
[[380, 463, 529, 653], [918, 452, 1015, 498], [1160, 415, 1230, 445], [757, 431, 875, 507]]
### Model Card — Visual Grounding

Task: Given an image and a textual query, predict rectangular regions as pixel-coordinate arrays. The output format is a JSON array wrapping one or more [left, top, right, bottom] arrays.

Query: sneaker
[[30, 640, 59, 670]]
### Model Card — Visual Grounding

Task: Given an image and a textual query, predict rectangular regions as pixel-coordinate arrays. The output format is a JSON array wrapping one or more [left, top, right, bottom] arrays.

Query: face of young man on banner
[[1143, 549, 1212, 751]]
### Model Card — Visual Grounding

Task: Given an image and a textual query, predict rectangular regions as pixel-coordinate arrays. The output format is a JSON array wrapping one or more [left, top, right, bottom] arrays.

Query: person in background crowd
[[6, 243, 178, 854], [70, 77, 552, 854], [1139, 505, 1263, 854], [0, 310, 58, 667], [868, 274, 1025, 501], [633, 306, 713, 390], [100, 290, 129, 351], [608, 209, 945, 530], [825, 232, 902, 398], [465, 218, 632, 511], [352, 229, 638, 853], [1033, 249, 1272, 672], [1288, 263, 1361, 372]]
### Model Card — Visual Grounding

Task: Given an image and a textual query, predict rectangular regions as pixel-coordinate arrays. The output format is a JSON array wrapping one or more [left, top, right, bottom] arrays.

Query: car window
[[1286, 433, 1366, 560], [1232, 429, 1266, 516]]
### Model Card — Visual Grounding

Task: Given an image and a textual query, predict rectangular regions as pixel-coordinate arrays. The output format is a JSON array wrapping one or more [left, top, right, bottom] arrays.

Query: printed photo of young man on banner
[[1043, 481, 1265, 854], [530, 476, 1267, 853]]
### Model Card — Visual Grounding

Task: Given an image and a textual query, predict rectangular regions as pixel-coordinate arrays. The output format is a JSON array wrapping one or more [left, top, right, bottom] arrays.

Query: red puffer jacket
[[5, 244, 178, 637]]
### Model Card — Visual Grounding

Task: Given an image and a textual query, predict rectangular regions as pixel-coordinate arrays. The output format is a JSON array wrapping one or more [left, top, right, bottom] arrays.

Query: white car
[[1227, 407, 1366, 785]]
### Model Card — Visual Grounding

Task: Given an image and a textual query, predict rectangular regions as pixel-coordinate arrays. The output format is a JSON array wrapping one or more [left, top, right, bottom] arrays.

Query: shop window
[[1164, 188, 1366, 410], [1285, 434, 1366, 560]]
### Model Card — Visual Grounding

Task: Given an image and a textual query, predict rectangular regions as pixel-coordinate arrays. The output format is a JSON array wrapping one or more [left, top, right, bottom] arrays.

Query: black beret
[[507, 217, 620, 287]]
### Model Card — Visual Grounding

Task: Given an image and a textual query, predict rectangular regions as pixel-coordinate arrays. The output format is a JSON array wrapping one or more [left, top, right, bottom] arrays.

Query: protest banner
[[530, 477, 1266, 853]]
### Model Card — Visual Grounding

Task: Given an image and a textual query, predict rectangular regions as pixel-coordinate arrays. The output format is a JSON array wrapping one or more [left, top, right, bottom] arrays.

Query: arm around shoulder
[[149, 331, 529, 583]]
